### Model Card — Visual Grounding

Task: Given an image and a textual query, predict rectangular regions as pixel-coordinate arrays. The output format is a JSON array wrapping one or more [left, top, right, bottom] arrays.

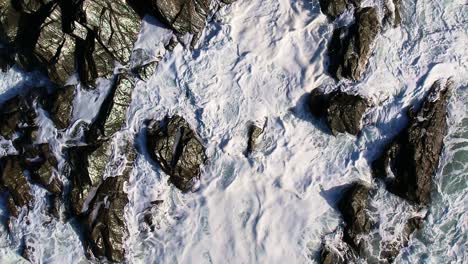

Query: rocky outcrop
[[147, 115, 207, 192], [384, 0, 402, 28], [245, 123, 263, 156], [308, 89, 369, 135], [372, 80, 452, 205], [327, 7, 380, 81], [0, 0, 141, 85], [319, 0, 361, 20], [23, 144, 62, 195]]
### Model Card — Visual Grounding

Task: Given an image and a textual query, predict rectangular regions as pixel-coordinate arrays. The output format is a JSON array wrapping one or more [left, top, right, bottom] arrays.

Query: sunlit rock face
[[0, 0, 142, 85], [147, 115, 207, 192], [373, 79, 453, 206]]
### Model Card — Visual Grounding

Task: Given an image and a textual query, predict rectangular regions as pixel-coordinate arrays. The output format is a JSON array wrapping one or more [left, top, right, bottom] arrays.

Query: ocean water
[[0, 0, 466, 263]]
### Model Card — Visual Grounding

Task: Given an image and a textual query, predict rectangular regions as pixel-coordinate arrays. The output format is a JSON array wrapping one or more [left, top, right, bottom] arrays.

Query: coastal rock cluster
[[0, 0, 231, 262]]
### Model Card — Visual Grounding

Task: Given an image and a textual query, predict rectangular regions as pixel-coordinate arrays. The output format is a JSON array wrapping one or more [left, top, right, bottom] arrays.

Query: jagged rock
[[84, 139, 135, 262], [320, 243, 355, 264], [0, 94, 38, 143], [338, 183, 372, 240], [65, 145, 102, 215], [86, 175, 128, 262], [128, 0, 210, 44], [147, 115, 207, 192], [0, 156, 33, 217], [245, 123, 263, 156], [41, 85, 75, 130], [87, 75, 133, 142], [372, 80, 452, 205], [319, 0, 361, 20], [327, 7, 380, 81], [308, 89, 368, 135], [22, 144, 62, 195]]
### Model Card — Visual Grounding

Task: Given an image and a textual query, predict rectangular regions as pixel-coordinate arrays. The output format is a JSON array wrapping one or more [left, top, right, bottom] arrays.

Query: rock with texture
[[319, 0, 361, 20], [372, 80, 452, 205], [245, 123, 263, 156], [41, 85, 75, 130], [147, 115, 207, 191], [327, 7, 380, 81], [308, 89, 368, 135], [0, 156, 33, 217]]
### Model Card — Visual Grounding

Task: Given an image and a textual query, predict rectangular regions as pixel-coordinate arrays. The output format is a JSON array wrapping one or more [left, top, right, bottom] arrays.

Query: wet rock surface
[[372, 80, 452, 205], [147, 115, 207, 192], [338, 182, 372, 239], [0, 156, 33, 217], [0, 0, 142, 85], [41, 85, 75, 130], [327, 7, 380, 81], [308, 89, 368, 135], [319, 0, 361, 20]]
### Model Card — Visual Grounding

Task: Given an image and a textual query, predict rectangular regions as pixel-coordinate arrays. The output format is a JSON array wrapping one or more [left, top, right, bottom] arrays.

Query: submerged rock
[[319, 0, 361, 20], [308, 89, 369, 135], [327, 7, 380, 81], [147, 115, 207, 192], [380, 217, 423, 262], [372, 80, 452, 205]]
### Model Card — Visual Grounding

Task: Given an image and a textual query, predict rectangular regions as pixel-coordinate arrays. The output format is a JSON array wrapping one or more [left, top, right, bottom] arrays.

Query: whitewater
[[0, 0, 467, 263]]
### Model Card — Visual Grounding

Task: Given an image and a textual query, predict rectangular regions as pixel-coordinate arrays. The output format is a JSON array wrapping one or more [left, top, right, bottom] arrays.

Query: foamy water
[[0, 0, 466, 263]]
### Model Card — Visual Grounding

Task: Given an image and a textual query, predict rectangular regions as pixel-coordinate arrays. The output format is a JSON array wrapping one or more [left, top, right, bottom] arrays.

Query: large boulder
[[308, 89, 369, 135], [147, 115, 207, 191], [319, 0, 361, 20], [372, 80, 452, 205], [328, 7, 380, 81]]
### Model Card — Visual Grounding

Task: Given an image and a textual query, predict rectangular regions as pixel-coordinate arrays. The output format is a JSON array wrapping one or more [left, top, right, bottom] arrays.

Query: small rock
[[147, 115, 207, 192], [245, 123, 264, 156], [319, 0, 361, 20], [308, 89, 368, 135]]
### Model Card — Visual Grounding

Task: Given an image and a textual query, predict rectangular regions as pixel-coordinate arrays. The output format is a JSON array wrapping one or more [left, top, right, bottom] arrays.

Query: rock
[[87, 75, 134, 142], [308, 89, 368, 135], [0, 156, 33, 217], [372, 80, 452, 205], [320, 245, 346, 264], [84, 139, 135, 262], [147, 115, 207, 192], [65, 145, 102, 215], [41, 85, 75, 130], [128, 0, 210, 44], [328, 7, 380, 81], [338, 182, 373, 240], [319, 0, 361, 20], [245, 123, 263, 156], [0, 94, 38, 146], [22, 144, 62, 195], [86, 175, 128, 262]]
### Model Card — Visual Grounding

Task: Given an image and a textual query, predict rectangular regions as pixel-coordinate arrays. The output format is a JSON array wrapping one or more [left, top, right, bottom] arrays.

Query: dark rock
[[87, 75, 134, 142], [128, 0, 210, 44], [41, 85, 75, 130], [338, 182, 372, 239], [65, 145, 102, 216], [327, 7, 380, 81], [372, 80, 452, 205], [320, 245, 345, 264], [147, 115, 207, 192], [86, 175, 128, 262], [22, 144, 62, 195], [308, 89, 368, 135], [319, 0, 361, 20], [0, 156, 33, 217], [245, 123, 263, 156]]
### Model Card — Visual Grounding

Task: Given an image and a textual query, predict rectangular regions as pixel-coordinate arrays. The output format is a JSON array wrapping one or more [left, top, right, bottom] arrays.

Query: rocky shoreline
[[0, 0, 457, 263]]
